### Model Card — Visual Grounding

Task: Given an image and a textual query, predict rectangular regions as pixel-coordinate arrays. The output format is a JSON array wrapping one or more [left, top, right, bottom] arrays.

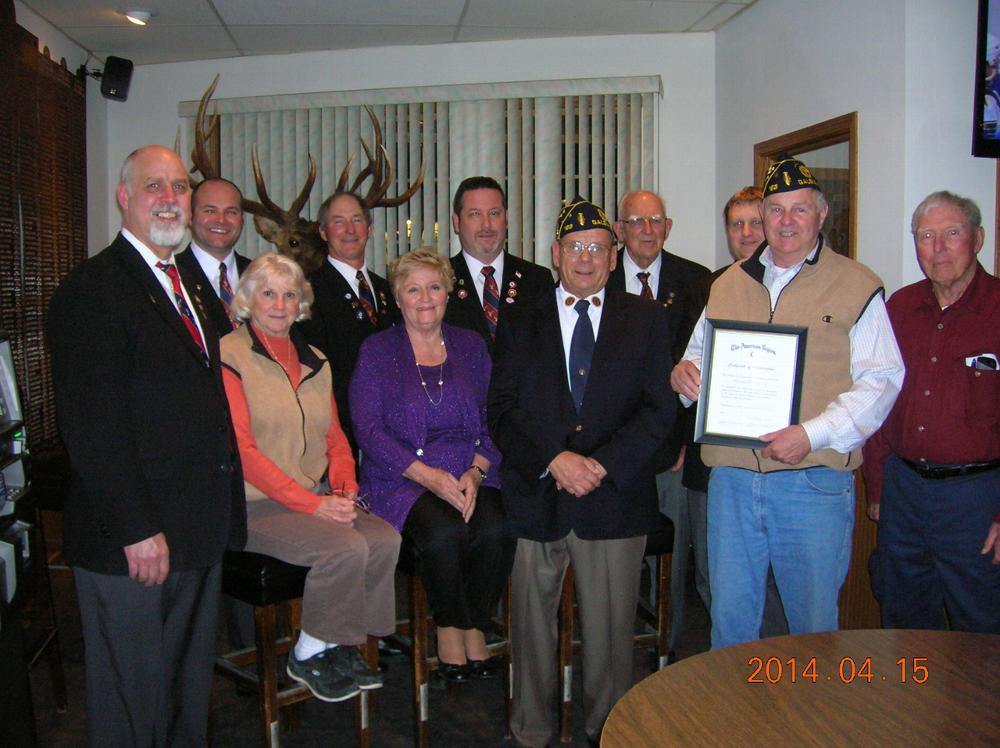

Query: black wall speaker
[[101, 56, 134, 101]]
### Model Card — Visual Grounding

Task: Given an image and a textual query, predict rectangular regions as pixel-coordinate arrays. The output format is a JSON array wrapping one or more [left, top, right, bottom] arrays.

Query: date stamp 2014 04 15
[[746, 656, 930, 684]]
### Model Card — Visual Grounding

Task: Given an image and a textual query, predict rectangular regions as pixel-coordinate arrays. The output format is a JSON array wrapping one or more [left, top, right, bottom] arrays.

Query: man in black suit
[[610, 189, 710, 656], [489, 197, 675, 747], [298, 191, 399, 451], [175, 177, 251, 337], [444, 176, 553, 354], [47, 145, 246, 746]]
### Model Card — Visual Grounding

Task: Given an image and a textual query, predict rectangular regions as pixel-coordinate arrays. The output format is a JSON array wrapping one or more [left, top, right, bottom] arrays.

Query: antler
[[241, 143, 317, 223], [190, 74, 221, 181], [336, 106, 425, 209]]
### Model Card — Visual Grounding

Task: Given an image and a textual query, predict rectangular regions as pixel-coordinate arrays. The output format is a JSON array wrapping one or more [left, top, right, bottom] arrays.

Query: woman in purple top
[[351, 247, 514, 682]]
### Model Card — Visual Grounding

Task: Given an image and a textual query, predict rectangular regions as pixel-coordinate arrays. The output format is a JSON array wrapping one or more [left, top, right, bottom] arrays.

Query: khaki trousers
[[245, 499, 400, 644], [510, 531, 645, 746]]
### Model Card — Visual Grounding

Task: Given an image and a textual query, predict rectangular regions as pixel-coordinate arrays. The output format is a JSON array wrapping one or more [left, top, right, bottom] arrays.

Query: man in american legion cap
[[670, 158, 905, 649], [489, 195, 675, 746]]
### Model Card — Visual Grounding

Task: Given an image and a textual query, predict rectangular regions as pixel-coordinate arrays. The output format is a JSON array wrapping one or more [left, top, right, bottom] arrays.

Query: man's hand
[[670, 360, 701, 401], [981, 521, 1000, 565], [867, 502, 880, 522], [549, 451, 605, 497], [669, 444, 686, 473], [315, 495, 358, 525], [124, 532, 169, 586], [759, 425, 811, 465]]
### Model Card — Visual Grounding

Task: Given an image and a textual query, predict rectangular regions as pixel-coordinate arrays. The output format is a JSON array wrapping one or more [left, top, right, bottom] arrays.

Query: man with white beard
[[48, 145, 246, 745]]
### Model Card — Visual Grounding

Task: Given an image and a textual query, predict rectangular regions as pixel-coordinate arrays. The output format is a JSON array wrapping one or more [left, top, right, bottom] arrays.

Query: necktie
[[156, 262, 207, 357], [481, 265, 500, 339], [218, 261, 237, 329], [568, 299, 594, 413], [356, 270, 378, 325], [637, 271, 654, 300]]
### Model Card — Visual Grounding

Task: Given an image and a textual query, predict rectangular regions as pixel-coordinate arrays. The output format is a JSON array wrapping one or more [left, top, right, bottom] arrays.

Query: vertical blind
[[180, 76, 660, 275]]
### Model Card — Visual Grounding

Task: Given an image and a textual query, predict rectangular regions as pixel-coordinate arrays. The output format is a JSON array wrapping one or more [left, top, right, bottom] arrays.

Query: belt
[[901, 458, 1000, 480]]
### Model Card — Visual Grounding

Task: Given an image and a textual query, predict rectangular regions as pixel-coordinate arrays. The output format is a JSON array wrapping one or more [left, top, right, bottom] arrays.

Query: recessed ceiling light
[[120, 8, 153, 26]]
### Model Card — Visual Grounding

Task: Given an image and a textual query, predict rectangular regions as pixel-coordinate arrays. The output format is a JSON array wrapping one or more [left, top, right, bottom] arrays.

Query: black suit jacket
[[297, 260, 399, 448], [47, 234, 246, 575], [609, 247, 711, 471], [488, 286, 676, 542], [444, 251, 554, 356], [175, 246, 251, 338]]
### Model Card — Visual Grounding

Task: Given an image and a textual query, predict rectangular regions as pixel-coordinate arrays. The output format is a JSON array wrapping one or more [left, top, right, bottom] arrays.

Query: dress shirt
[[122, 228, 207, 345], [461, 249, 506, 307], [328, 256, 379, 311], [621, 248, 662, 297], [556, 285, 605, 386], [862, 265, 1000, 505], [680, 243, 904, 454], [189, 242, 239, 300]]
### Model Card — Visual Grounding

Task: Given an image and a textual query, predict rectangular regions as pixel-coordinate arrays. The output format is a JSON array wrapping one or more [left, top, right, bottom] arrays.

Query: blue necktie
[[356, 270, 377, 325], [569, 299, 594, 413]]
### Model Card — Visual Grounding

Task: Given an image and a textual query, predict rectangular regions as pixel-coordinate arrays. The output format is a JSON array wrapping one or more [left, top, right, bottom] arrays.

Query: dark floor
[[27, 554, 711, 747]]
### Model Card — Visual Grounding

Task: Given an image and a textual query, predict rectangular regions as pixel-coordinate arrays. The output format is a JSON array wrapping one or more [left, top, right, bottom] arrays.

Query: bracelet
[[470, 465, 487, 481]]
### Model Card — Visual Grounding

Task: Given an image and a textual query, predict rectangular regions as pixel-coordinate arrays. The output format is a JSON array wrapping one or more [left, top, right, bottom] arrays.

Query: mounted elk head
[[190, 76, 425, 275]]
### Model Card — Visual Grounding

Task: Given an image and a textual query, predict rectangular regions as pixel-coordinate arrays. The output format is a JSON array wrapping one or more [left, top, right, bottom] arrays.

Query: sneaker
[[286, 650, 361, 703], [329, 645, 384, 690]]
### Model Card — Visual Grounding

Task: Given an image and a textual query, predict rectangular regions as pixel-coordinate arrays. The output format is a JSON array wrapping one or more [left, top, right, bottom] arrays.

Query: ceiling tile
[[462, 0, 708, 32], [230, 24, 456, 54], [213, 0, 466, 27], [689, 3, 746, 32], [68, 25, 238, 65]]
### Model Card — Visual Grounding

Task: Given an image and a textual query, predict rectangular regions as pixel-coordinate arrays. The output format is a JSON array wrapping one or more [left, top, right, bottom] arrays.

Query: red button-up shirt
[[862, 265, 1000, 521]]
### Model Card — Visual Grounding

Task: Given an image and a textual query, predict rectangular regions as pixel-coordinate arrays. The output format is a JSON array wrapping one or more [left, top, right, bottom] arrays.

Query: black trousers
[[73, 563, 221, 747], [402, 487, 515, 630]]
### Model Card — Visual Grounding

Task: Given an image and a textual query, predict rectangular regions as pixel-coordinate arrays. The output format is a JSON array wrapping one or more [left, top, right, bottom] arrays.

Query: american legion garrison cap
[[556, 195, 614, 240], [762, 157, 822, 196]]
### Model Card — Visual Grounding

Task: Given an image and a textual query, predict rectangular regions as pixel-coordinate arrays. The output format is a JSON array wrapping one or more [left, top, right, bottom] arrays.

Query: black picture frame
[[973, 0, 1000, 157], [694, 319, 808, 450]]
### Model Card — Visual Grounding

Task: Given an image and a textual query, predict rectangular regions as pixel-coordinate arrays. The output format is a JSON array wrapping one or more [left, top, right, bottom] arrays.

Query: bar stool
[[216, 550, 376, 747], [392, 537, 512, 748], [557, 513, 674, 742]]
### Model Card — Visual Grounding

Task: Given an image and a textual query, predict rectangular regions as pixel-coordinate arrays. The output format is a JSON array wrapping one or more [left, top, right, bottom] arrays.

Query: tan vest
[[702, 243, 883, 473], [221, 325, 332, 501]]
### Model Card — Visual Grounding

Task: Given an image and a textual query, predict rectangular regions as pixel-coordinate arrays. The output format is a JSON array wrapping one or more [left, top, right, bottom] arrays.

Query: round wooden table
[[603, 629, 1000, 747]]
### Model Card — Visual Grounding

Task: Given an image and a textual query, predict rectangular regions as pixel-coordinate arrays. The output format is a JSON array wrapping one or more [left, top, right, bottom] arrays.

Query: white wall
[[90, 34, 717, 261], [716, 0, 995, 293]]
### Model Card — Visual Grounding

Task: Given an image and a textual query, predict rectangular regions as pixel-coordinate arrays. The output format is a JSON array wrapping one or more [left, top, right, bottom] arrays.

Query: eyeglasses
[[560, 241, 612, 257], [623, 216, 667, 229], [966, 355, 998, 371]]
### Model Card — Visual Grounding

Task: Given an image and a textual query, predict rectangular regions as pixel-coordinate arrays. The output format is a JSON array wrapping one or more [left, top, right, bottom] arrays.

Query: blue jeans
[[874, 456, 1000, 633], [708, 466, 854, 649]]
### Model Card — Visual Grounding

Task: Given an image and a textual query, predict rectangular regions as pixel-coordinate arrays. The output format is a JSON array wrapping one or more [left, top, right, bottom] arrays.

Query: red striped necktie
[[156, 262, 207, 356], [481, 265, 500, 339]]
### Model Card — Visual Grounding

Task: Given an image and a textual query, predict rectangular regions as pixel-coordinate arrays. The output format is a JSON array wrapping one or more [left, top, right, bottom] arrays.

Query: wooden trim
[[754, 112, 858, 260]]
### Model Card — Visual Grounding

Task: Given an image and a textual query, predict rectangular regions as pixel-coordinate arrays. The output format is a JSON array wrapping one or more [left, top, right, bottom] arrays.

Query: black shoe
[[437, 662, 472, 683], [468, 655, 502, 679], [329, 645, 384, 690], [286, 650, 361, 702]]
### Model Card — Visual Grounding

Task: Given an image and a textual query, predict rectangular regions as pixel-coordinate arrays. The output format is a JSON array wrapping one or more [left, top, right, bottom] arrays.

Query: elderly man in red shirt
[[863, 190, 1000, 633]]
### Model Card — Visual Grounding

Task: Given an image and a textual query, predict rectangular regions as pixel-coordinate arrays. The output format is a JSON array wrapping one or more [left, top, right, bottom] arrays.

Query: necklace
[[416, 338, 446, 406], [256, 324, 294, 379]]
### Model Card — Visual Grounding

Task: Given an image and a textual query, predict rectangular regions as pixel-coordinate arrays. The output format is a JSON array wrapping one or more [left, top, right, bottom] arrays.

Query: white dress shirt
[[122, 229, 207, 345], [556, 285, 605, 386], [461, 250, 506, 307], [621, 248, 662, 297], [188, 242, 239, 300], [679, 243, 904, 454], [328, 256, 379, 311]]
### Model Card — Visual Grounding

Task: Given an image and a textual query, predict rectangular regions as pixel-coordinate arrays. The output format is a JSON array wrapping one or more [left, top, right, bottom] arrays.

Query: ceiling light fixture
[[121, 9, 153, 26]]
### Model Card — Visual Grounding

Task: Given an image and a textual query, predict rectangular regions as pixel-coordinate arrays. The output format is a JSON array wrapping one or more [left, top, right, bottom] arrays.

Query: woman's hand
[[314, 494, 358, 525], [455, 469, 481, 522]]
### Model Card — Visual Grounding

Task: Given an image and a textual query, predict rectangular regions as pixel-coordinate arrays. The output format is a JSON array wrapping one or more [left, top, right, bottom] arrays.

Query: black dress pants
[[402, 487, 515, 630]]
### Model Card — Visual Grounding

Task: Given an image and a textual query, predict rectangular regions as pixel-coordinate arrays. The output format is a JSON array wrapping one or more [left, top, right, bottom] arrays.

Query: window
[[180, 76, 659, 273]]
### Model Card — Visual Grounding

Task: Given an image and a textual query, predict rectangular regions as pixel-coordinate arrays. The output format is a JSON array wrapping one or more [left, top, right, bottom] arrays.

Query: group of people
[[47, 143, 999, 748]]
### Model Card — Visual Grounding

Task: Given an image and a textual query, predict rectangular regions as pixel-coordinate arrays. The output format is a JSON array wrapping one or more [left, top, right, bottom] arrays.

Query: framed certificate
[[694, 319, 808, 449]]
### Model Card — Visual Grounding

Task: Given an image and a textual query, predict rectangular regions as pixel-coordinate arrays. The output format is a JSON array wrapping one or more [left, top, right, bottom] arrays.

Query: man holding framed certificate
[[671, 158, 904, 649]]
